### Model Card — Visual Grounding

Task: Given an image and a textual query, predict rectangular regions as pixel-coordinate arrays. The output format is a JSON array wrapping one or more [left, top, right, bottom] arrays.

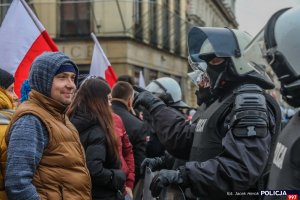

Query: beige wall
[[187, 0, 237, 28], [93, 1, 134, 36], [33, 0, 57, 37], [57, 39, 186, 75]]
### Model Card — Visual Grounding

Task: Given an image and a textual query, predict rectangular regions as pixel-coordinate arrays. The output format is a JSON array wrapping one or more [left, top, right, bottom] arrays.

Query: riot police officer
[[261, 6, 300, 197], [146, 77, 190, 109], [134, 27, 281, 199], [144, 77, 190, 159]]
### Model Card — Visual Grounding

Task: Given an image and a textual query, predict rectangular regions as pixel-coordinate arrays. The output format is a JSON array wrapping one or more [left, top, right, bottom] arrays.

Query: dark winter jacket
[[111, 100, 148, 183], [71, 110, 126, 200]]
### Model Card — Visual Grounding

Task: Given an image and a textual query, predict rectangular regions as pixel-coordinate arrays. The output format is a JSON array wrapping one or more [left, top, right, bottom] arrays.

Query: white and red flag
[[0, 0, 58, 97], [90, 32, 117, 88], [139, 70, 146, 88]]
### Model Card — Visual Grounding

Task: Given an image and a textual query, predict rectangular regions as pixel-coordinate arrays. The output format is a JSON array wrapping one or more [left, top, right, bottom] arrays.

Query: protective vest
[[189, 94, 233, 161], [189, 84, 281, 200], [189, 85, 281, 163], [5, 91, 91, 200], [267, 111, 300, 191]]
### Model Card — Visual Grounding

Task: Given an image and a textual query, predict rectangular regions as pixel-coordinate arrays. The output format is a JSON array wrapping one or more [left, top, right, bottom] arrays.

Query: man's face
[[51, 72, 76, 105], [6, 83, 19, 107]]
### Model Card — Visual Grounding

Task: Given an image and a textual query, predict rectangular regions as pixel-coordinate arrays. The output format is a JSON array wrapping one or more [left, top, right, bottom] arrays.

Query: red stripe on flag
[[105, 65, 118, 88], [14, 31, 58, 97]]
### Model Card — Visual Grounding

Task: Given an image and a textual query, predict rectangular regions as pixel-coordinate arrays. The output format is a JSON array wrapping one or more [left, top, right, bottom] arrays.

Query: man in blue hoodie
[[5, 52, 91, 200]]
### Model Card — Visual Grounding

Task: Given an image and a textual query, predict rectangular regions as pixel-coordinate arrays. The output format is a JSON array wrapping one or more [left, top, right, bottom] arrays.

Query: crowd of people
[[0, 5, 300, 200]]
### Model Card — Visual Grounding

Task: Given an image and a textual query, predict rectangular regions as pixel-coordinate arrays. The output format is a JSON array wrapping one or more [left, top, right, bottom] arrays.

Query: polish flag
[[139, 70, 146, 88], [0, 0, 58, 97], [90, 32, 117, 88]]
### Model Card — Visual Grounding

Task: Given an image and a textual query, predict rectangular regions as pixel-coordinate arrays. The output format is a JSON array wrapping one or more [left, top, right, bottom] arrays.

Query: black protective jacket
[[265, 111, 300, 200], [149, 84, 281, 199]]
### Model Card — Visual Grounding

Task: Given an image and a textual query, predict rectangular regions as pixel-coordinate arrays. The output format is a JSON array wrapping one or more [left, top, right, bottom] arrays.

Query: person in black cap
[[0, 68, 19, 107]]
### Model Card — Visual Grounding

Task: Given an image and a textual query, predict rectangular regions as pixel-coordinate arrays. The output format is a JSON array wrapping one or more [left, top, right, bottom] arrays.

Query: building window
[[162, 0, 169, 50], [149, 0, 157, 46], [134, 0, 143, 41], [77, 64, 90, 74], [149, 70, 158, 84], [160, 72, 170, 78], [0, 0, 12, 23], [174, 0, 181, 54], [172, 75, 182, 86], [60, 0, 90, 37]]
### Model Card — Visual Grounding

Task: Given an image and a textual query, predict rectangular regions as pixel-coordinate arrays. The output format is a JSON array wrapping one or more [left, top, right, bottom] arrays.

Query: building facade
[[0, 0, 238, 106]]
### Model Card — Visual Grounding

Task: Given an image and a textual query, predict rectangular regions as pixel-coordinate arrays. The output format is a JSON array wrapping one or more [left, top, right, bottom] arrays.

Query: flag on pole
[[90, 32, 117, 88], [0, 0, 58, 97], [139, 70, 146, 88]]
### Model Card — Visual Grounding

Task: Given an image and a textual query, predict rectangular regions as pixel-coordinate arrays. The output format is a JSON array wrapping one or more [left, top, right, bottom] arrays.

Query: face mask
[[195, 87, 211, 106], [206, 60, 228, 89]]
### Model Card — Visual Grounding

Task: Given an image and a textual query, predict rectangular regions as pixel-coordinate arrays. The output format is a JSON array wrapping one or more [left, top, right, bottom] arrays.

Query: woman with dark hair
[[68, 78, 126, 200]]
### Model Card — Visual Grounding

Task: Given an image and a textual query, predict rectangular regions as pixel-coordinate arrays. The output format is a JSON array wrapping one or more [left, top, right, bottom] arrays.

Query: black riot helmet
[[264, 7, 300, 107], [188, 27, 275, 93]]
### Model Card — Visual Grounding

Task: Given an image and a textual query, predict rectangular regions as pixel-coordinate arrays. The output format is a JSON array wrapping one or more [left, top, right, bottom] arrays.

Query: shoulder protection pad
[[230, 84, 268, 137]]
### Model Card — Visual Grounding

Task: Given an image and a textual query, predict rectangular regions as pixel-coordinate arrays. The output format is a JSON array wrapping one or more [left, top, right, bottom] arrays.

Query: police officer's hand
[[141, 157, 163, 175], [133, 90, 164, 112], [150, 169, 183, 197]]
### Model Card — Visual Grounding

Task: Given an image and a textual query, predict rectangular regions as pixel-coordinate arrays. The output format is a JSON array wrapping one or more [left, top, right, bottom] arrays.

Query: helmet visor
[[188, 27, 240, 64], [188, 56, 207, 72], [244, 28, 270, 68], [187, 70, 210, 88]]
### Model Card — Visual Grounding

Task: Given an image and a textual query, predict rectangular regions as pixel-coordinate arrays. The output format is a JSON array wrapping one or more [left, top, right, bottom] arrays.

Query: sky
[[235, 0, 300, 37]]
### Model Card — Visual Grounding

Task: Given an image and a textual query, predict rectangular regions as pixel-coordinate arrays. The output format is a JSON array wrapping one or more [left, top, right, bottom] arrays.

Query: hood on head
[[29, 52, 78, 97]]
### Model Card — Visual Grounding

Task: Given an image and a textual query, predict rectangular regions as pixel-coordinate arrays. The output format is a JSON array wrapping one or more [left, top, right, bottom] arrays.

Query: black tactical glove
[[141, 157, 163, 175], [110, 169, 126, 191], [150, 169, 183, 197], [133, 90, 165, 113]]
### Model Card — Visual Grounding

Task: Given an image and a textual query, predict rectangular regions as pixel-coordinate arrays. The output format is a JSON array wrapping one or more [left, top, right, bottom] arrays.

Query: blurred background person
[[0, 68, 19, 107], [111, 81, 148, 185], [0, 68, 17, 200], [117, 75, 135, 86]]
